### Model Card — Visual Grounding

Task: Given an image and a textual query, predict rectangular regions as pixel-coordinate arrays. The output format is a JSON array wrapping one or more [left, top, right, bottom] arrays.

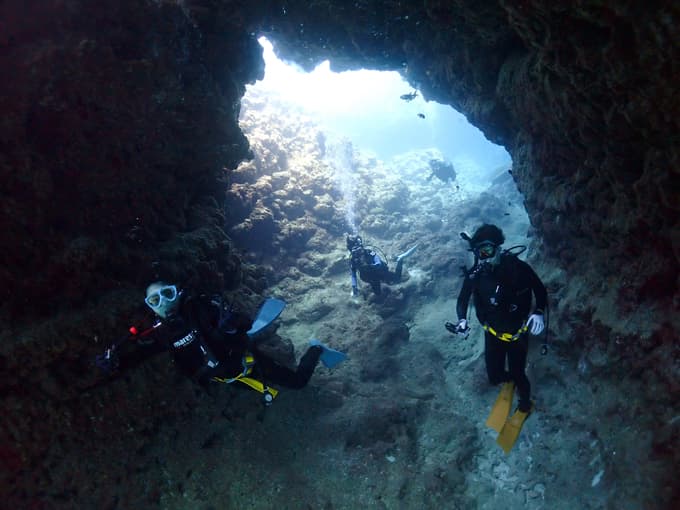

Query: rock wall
[[0, 0, 261, 505], [1, 0, 261, 322], [1, 0, 678, 508]]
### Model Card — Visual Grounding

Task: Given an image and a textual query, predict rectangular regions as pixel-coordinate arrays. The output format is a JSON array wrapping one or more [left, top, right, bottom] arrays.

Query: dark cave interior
[[0, 1, 677, 508]]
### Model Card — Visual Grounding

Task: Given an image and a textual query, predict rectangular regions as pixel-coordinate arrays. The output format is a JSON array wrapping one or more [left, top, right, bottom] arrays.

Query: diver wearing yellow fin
[[445, 224, 548, 453]]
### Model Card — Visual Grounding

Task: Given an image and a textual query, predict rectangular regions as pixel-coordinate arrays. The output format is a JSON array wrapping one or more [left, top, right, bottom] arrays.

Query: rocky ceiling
[[0, 0, 678, 507]]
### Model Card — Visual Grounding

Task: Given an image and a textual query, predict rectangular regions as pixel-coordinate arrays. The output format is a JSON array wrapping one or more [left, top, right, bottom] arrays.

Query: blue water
[[255, 37, 511, 181]]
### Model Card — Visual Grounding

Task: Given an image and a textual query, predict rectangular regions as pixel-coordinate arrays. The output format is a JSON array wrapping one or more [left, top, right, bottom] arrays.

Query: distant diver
[[400, 91, 418, 101], [417, 113, 426, 119], [346, 234, 418, 297], [427, 158, 456, 183]]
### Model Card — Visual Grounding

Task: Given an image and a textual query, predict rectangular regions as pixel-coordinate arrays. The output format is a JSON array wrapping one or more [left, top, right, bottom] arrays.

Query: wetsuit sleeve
[[526, 264, 548, 312], [456, 277, 473, 320], [116, 331, 168, 372]]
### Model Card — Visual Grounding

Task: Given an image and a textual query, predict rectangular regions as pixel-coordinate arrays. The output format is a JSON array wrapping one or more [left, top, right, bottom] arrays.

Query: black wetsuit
[[456, 254, 547, 410], [118, 294, 321, 389], [350, 248, 404, 295]]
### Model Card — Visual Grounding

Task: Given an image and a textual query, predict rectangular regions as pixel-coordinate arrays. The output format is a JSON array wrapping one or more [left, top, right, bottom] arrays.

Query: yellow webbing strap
[[483, 324, 528, 342], [210, 354, 279, 399], [233, 376, 279, 398]]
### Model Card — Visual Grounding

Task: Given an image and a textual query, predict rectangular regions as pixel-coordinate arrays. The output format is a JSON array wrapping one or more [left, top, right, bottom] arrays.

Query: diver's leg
[[508, 334, 531, 411], [381, 263, 400, 283], [255, 347, 322, 389], [484, 332, 511, 385], [393, 259, 404, 279]]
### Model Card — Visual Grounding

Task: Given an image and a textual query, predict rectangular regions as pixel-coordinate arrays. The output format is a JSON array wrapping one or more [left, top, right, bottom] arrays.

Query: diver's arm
[[456, 277, 473, 320], [445, 278, 473, 336], [115, 331, 168, 372], [527, 265, 548, 312]]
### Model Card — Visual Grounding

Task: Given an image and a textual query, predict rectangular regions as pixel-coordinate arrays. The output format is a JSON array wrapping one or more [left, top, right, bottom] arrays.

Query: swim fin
[[309, 339, 347, 369], [395, 243, 419, 262], [485, 382, 514, 433], [247, 298, 286, 338], [496, 404, 533, 454]]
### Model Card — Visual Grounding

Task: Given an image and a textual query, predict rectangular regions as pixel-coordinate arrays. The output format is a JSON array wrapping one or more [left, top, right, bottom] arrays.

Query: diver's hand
[[527, 313, 545, 335], [95, 346, 119, 373], [445, 319, 469, 336]]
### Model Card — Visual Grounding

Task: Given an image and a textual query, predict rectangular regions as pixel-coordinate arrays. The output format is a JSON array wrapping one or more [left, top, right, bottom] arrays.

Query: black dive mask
[[347, 235, 363, 251], [474, 241, 498, 260]]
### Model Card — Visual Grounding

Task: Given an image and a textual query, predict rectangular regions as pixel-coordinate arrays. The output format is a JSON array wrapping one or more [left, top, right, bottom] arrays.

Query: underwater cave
[[0, 1, 678, 509]]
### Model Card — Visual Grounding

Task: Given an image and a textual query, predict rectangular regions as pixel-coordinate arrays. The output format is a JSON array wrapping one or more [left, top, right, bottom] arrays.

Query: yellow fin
[[485, 382, 515, 433], [496, 407, 531, 454]]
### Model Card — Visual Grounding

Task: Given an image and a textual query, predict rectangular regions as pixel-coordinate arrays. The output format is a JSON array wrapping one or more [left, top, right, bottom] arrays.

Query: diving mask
[[347, 234, 363, 251], [474, 241, 498, 260], [145, 284, 179, 318]]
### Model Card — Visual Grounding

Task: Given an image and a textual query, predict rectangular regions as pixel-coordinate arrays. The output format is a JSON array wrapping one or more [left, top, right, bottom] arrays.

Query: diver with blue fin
[[445, 224, 548, 453], [97, 281, 346, 406], [347, 234, 418, 297]]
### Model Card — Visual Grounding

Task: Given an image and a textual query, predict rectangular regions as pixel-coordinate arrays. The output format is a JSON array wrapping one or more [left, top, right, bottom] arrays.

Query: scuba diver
[[96, 281, 346, 405], [445, 224, 547, 452], [346, 234, 418, 297]]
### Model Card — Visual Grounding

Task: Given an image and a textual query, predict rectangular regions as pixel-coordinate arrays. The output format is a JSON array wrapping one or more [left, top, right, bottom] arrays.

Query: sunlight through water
[[253, 36, 511, 180]]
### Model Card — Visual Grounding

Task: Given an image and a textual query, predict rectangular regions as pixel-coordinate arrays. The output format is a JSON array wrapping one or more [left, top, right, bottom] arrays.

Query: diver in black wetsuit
[[445, 224, 547, 413], [99, 282, 345, 404], [347, 234, 418, 296]]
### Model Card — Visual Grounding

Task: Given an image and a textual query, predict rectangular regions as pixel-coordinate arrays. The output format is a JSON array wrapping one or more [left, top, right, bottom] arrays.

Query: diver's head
[[145, 281, 180, 318], [470, 224, 504, 266], [346, 234, 363, 252]]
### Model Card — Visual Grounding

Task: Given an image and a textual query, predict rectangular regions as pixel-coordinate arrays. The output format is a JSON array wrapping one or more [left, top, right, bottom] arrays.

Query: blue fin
[[247, 298, 286, 338], [395, 243, 419, 262], [310, 339, 347, 369]]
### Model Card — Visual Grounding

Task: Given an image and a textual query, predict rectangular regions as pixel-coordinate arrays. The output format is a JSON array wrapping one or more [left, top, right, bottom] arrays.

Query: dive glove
[[527, 313, 545, 335], [95, 346, 119, 373], [445, 318, 469, 336]]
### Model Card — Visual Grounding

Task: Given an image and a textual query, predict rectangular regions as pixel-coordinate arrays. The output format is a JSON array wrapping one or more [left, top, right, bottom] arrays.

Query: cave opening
[[236, 37, 532, 256]]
